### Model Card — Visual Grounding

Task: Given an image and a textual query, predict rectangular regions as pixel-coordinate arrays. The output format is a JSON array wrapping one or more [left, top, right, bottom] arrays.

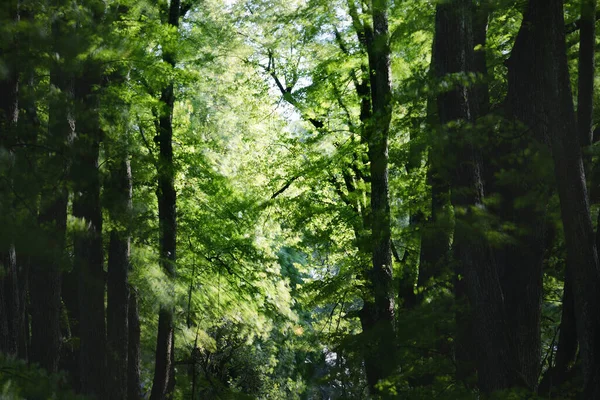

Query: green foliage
[[1, 0, 597, 398], [0, 356, 88, 400]]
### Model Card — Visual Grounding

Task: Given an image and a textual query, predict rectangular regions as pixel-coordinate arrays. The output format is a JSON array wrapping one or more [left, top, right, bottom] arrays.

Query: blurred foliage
[[0, 356, 88, 400]]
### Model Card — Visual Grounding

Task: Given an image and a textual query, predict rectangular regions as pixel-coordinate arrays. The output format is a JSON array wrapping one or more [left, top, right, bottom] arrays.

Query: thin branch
[[334, 28, 350, 55], [266, 50, 325, 129], [565, 11, 600, 34], [332, 79, 356, 132], [137, 120, 156, 161], [347, 0, 367, 48], [329, 173, 357, 212], [271, 175, 300, 199]]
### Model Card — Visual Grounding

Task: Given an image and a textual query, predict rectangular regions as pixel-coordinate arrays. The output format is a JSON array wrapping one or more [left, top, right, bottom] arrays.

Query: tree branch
[[566, 11, 600, 34], [329, 174, 357, 212], [266, 50, 325, 129], [271, 175, 300, 199]]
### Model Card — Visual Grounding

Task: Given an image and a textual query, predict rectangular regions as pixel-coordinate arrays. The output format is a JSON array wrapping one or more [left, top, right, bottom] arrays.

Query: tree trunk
[[60, 266, 81, 390], [416, 36, 451, 298], [107, 158, 132, 400], [361, 0, 396, 395], [539, 273, 578, 395], [128, 288, 143, 400], [507, 0, 600, 396], [0, 0, 22, 359], [497, 222, 545, 389], [151, 307, 176, 400], [434, 0, 514, 393], [416, 172, 450, 291], [30, 190, 67, 373], [12, 26, 42, 361], [0, 248, 18, 356], [29, 40, 75, 371], [71, 68, 106, 398], [150, 1, 181, 399]]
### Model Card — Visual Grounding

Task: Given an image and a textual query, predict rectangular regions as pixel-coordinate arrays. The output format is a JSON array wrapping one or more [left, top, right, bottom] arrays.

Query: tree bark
[[361, 0, 396, 395], [416, 36, 452, 298], [29, 30, 74, 370], [150, 1, 181, 399], [30, 187, 67, 374], [128, 288, 143, 400], [539, 273, 578, 395], [507, 0, 600, 396], [12, 15, 42, 360], [416, 172, 450, 291], [0, 0, 23, 359], [107, 158, 132, 400], [434, 0, 514, 393], [71, 65, 106, 398], [0, 248, 19, 356]]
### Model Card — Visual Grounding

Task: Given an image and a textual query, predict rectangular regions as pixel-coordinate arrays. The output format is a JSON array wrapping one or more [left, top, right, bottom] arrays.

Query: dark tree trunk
[[151, 307, 176, 400], [539, 273, 578, 395], [29, 44, 74, 371], [416, 171, 450, 291], [107, 158, 132, 400], [0, 0, 22, 359], [128, 288, 143, 400], [150, 1, 181, 399], [71, 69, 106, 398], [104, 17, 133, 400], [416, 38, 451, 298], [12, 29, 42, 361], [489, 0, 564, 391], [434, 0, 514, 393], [360, 0, 396, 395], [453, 270, 475, 386], [60, 266, 81, 390], [489, 150, 547, 392], [554, 273, 579, 374], [0, 248, 18, 356], [497, 222, 545, 389], [30, 190, 67, 373], [507, 0, 600, 396]]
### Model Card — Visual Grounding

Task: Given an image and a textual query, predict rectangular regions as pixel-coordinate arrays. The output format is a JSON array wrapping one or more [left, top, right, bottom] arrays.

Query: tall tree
[[434, 0, 514, 393], [29, 5, 80, 372], [150, 0, 182, 398], [128, 288, 143, 400], [72, 59, 107, 398], [361, 0, 396, 394], [507, 0, 600, 396], [263, 0, 398, 391], [0, 0, 21, 358], [107, 154, 133, 400]]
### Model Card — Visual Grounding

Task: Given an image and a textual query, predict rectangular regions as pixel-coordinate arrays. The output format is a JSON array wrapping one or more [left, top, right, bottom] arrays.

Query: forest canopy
[[0, 0, 599, 399]]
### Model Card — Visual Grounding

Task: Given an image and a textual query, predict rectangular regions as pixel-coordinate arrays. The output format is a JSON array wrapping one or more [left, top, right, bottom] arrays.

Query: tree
[[361, 0, 396, 394], [508, 0, 600, 396], [150, 1, 183, 398], [107, 154, 133, 400], [433, 0, 516, 393], [0, 0, 22, 358]]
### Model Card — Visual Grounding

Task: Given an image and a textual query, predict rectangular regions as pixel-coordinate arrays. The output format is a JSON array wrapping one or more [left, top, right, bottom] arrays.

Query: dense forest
[[0, 0, 599, 399]]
